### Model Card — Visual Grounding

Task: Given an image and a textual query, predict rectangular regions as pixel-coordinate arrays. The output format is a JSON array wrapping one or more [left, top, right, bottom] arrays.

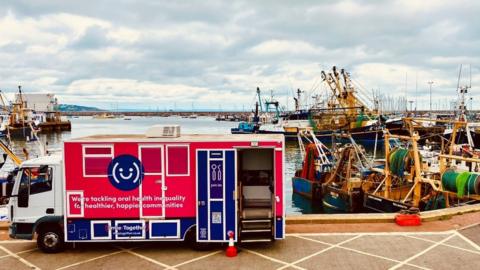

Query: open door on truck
[[196, 150, 237, 242], [237, 148, 278, 242]]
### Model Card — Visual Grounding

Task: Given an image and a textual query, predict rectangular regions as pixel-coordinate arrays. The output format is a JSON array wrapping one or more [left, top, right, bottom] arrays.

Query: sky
[[0, 0, 479, 111]]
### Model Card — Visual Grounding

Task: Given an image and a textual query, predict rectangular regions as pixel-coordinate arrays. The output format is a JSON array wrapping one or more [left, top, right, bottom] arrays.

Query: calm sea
[[7, 116, 319, 215]]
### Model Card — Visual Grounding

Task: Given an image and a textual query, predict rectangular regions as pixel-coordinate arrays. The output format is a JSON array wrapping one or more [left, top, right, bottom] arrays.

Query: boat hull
[[292, 177, 322, 201], [322, 184, 363, 213], [363, 193, 412, 213]]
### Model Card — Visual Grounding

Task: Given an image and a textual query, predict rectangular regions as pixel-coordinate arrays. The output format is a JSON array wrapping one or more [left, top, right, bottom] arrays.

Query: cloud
[[0, 0, 479, 110]]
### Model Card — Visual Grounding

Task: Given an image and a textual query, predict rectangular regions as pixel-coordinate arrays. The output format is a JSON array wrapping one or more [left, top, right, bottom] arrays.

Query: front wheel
[[37, 228, 65, 253]]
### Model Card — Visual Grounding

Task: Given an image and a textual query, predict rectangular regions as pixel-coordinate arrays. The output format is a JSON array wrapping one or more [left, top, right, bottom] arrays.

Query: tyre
[[37, 227, 65, 253]]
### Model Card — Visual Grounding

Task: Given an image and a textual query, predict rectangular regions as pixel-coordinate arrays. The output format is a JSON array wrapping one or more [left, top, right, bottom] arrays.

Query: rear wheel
[[184, 226, 211, 251], [37, 227, 64, 253]]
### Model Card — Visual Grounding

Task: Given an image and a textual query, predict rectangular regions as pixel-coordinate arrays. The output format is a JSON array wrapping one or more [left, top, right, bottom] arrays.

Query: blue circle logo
[[108, 155, 144, 191]]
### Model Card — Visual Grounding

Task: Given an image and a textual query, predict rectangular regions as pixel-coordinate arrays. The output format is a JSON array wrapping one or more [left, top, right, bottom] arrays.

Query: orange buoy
[[226, 231, 237, 257]]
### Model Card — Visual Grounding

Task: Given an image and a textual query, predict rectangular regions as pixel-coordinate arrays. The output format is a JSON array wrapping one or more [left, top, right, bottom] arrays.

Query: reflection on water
[[4, 116, 350, 215]]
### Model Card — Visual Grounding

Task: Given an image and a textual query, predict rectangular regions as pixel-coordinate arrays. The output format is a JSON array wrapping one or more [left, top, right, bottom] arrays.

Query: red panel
[[141, 147, 162, 174], [84, 157, 111, 176], [85, 147, 112, 155], [168, 146, 188, 175], [275, 150, 283, 216], [68, 193, 82, 216]]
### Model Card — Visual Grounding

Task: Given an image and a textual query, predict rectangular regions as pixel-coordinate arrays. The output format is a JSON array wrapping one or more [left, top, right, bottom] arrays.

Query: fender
[[33, 215, 63, 234]]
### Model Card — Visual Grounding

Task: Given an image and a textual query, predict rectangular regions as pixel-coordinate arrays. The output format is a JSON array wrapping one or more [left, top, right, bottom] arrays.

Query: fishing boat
[[321, 134, 374, 213], [232, 87, 280, 134], [363, 118, 480, 213], [292, 131, 333, 201]]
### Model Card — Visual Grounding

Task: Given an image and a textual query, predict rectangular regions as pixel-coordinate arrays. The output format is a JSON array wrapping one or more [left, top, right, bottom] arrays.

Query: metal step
[[241, 229, 271, 233], [241, 238, 272, 243], [241, 219, 271, 223], [241, 219, 272, 230]]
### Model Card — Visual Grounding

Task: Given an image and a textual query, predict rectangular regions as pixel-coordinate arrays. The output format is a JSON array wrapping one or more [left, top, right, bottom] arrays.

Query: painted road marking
[[241, 248, 306, 270], [0, 244, 41, 270], [292, 235, 431, 270], [455, 230, 480, 251], [55, 250, 125, 270], [406, 234, 480, 255], [389, 234, 457, 270], [275, 235, 362, 270], [114, 245, 173, 269], [166, 250, 222, 270], [286, 231, 456, 236], [0, 247, 38, 259]]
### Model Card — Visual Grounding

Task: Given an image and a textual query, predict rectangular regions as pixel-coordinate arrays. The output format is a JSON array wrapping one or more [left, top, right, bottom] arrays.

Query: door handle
[[162, 186, 168, 191], [198, 201, 206, 206]]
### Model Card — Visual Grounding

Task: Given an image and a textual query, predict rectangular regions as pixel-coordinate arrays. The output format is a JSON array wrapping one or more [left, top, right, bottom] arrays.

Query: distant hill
[[57, 104, 103, 112]]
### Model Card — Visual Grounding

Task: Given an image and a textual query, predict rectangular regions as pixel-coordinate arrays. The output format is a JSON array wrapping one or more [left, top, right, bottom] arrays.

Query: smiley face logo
[[107, 155, 144, 191]]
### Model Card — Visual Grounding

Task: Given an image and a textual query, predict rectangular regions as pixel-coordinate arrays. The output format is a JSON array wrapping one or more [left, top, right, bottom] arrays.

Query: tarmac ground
[[0, 223, 479, 270]]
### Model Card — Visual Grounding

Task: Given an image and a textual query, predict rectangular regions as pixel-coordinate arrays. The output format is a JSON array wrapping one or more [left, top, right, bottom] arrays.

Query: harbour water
[[7, 116, 316, 215]]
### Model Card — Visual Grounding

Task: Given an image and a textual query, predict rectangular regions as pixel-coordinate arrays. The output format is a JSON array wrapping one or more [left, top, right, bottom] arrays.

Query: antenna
[[470, 64, 472, 88], [457, 64, 462, 91], [415, 72, 418, 111]]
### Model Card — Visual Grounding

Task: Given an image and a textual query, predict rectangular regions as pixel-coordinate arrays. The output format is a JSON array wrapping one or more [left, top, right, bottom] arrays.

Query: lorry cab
[[8, 153, 64, 252], [7, 127, 285, 253]]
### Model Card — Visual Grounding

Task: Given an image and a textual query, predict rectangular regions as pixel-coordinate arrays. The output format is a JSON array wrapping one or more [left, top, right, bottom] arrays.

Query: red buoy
[[226, 231, 237, 257]]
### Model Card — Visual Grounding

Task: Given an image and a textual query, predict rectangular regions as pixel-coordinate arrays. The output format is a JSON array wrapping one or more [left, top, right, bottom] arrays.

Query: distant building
[[15, 93, 58, 112]]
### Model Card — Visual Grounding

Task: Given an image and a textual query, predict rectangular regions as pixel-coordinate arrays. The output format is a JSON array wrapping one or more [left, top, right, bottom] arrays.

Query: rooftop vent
[[146, 125, 181, 138]]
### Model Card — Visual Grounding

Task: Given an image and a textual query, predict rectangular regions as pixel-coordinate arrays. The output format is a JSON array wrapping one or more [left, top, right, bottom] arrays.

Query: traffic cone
[[225, 231, 237, 257]]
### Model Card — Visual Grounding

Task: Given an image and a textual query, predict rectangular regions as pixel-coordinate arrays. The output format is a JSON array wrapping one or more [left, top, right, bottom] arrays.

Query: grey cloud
[[0, 0, 479, 110], [69, 26, 111, 50]]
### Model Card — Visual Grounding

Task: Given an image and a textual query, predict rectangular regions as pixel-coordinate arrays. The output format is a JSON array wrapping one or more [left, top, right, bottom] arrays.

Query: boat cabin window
[[18, 166, 53, 208], [83, 145, 113, 177], [167, 145, 189, 176]]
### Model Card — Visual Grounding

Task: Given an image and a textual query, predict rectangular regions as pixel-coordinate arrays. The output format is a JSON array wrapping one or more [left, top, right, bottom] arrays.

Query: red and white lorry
[[8, 126, 285, 252]]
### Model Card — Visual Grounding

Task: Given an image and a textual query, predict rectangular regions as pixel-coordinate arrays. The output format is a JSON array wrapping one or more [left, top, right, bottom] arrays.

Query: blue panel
[[275, 217, 283, 239], [209, 201, 224, 240], [93, 223, 109, 238], [66, 219, 92, 241], [179, 218, 195, 240], [225, 150, 236, 240], [151, 222, 178, 237], [209, 159, 224, 199], [115, 222, 144, 238], [209, 151, 223, 159], [197, 151, 209, 240]]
